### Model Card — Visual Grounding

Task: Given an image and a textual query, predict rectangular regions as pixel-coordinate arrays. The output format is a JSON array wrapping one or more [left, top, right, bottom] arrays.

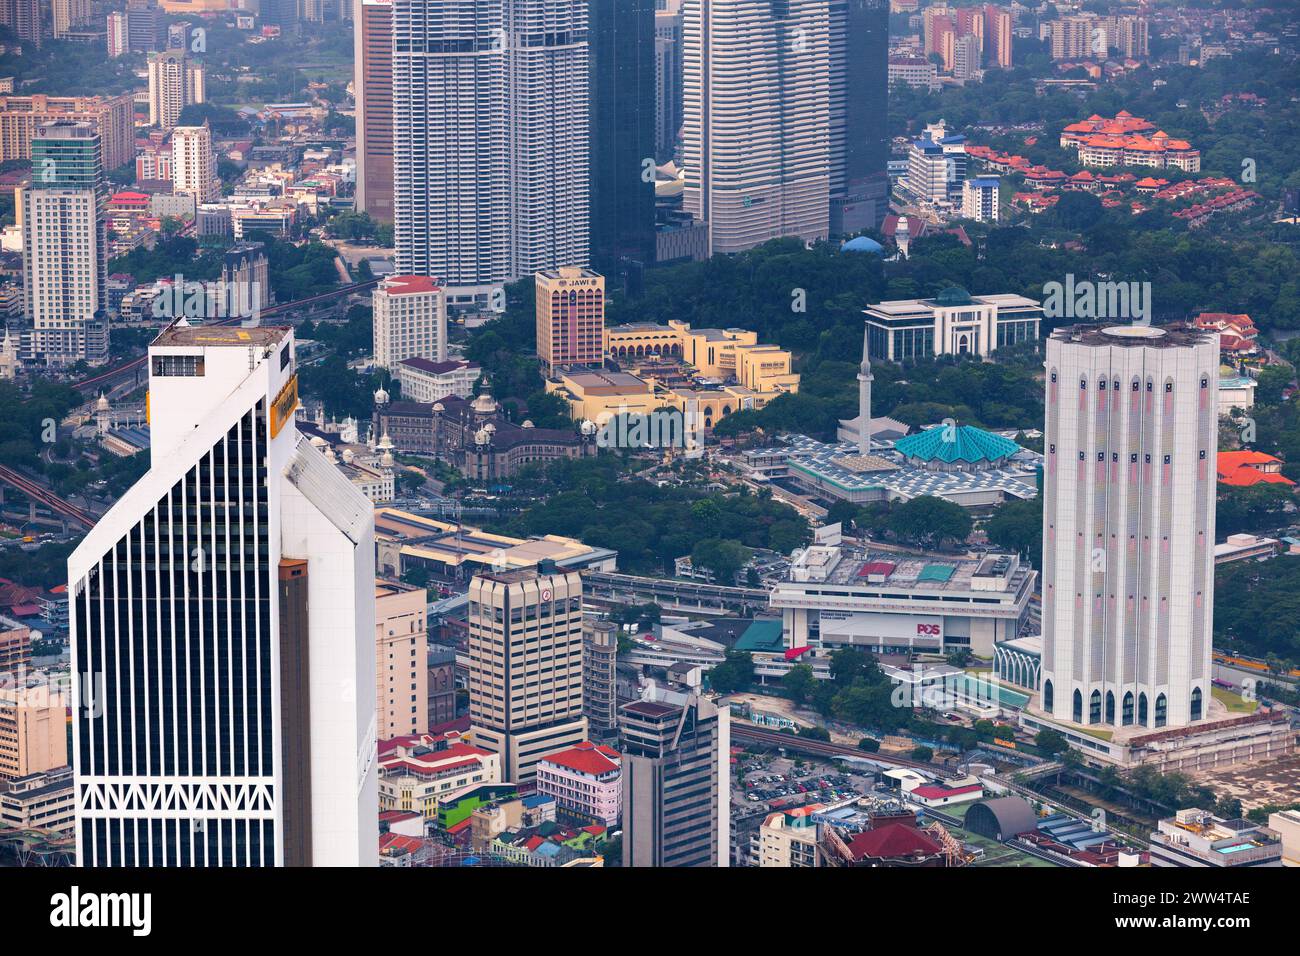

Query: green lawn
[[1213, 686, 1258, 714]]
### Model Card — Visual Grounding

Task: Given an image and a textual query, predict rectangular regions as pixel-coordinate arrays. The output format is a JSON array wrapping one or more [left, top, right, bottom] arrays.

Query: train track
[[0, 464, 96, 528], [72, 279, 379, 396], [730, 724, 940, 772]]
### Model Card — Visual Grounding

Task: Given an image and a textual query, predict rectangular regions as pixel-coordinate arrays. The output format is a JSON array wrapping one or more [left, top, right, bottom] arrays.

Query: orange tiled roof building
[[1217, 451, 1295, 487], [1060, 111, 1200, 172]]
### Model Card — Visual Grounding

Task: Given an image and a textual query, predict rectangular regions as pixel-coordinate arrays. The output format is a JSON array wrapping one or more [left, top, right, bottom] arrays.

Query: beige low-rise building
[[0, 765, 74, 833], [545, 369, 659, 425], [605, 319, 799, 395]]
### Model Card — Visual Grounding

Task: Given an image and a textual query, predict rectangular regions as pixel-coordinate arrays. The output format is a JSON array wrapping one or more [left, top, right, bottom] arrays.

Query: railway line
[[730, 723, 940, 772], [0, 464, 96, 529]]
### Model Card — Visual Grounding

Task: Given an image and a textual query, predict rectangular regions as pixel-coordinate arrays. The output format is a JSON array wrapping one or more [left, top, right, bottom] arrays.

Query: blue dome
[[840, 236, 884, 255]]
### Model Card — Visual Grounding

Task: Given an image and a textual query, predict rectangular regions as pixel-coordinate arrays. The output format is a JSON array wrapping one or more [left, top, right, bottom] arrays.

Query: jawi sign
[[270, 375, 299, 438]]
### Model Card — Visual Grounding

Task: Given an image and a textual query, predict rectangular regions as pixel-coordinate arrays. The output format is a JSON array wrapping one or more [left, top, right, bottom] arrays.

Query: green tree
[[1035, 728, 1069, 756], [985, 496, 1044, 568], [708, 651, 755, 695], [886, 495, 973, 550], [783, 664, 816, 704]]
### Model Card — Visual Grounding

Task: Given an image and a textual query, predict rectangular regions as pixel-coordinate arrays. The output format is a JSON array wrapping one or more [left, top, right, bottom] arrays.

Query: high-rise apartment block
[[621, 683, 729, 866], [1115, 16, 1149, 58], [684, 0, 831, 253], [983, 4, 1012, 68], [467, 567, 588, 785], [582, 618, 618, 738], [953, 31, 981, 81], [170, 124, 219, 202], [392, 0, 591, 304], [354, 0, 393, 223], [0, 0, 42, 47], [962, 175, 999, 222], [0, 94, 135, 171], [107, 10, 129, 56], [1040, 325, 1218, 732], [23, 121, 109, 367], [0, 618, 31, 675], [148, 49, 206, 130], [68, 325, 379, 866], [535, 267, 605, 374], [53, 0, 92, 37], [375, 580, 428, 739], [1049, 14, 1097, 60], [371, 275, 448, 371]]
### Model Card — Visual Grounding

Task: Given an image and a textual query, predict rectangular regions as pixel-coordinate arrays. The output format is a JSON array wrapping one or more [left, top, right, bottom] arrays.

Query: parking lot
[[733, 754, 878, 810]]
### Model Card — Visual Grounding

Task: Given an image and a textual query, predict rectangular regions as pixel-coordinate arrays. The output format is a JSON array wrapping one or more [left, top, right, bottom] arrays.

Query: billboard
[[818, 609, 944, 648]]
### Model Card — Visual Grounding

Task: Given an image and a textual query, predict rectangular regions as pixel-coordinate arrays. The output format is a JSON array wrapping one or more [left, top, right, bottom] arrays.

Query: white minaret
[[857, 326, 873, 455], [1040, 324, 1218, 732]]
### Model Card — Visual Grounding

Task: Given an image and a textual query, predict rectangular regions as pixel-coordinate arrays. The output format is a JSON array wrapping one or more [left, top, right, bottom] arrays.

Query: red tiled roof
[[540, 741, 620, 776], [1219, 468, 1295, 488], [1219, 451, 1282, 468], [910, 782, 983, 800], [380, 275, 443, 295], [845, 824, 943, 861], [379, 833, 424, 854]]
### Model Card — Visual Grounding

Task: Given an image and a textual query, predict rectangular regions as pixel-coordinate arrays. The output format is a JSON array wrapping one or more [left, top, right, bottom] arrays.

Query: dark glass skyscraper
[[589, 0, 657, 277], [830, 0, 890, 235]]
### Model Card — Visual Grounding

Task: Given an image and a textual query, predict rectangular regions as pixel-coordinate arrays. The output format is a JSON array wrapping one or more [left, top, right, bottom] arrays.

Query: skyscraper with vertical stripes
[[683, 0, 831, 254], [391, 0, 590, 305], [1040, 324, 1218, 732], [68, 325, 378, 866]]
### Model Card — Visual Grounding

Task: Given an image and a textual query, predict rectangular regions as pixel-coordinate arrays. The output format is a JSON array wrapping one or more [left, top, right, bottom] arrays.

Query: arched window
[[1155, 693, 1168, 728], [1122, 691, 1134, 726], [1089, 690, 1101, 724], [1043, 680, 1053, 712], [1191, 687, 1203, 721], [1138, 692, 1148, 726], [1073, 689, 1083, 723], [1105, 691, 1115, 725]]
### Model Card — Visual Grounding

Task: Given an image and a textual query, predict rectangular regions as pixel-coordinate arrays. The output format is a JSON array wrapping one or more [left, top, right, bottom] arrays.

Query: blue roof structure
[[894, 425, 1022, 465], [841, 236, 885, 255], [750, 433, 1040, 503]]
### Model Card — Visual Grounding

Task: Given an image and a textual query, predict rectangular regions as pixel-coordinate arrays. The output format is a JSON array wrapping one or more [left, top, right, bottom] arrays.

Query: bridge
[[581, 570, 769, 615], [0, 464, 96, 530]]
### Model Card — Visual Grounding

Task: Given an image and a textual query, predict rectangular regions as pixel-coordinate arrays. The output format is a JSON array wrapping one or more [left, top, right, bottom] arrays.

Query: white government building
[[863, 286, 1042, 362]]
